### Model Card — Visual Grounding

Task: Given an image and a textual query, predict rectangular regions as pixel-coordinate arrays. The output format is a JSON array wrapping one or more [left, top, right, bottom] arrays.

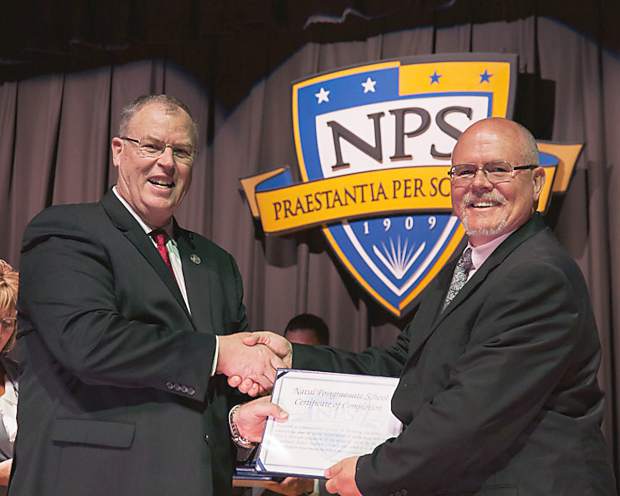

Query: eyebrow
[[142, 135, 194, 147]]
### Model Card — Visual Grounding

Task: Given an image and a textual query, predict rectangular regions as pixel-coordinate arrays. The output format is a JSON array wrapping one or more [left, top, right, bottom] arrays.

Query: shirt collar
[[112, 186, 174, 240], [467, 230, 514, 271]]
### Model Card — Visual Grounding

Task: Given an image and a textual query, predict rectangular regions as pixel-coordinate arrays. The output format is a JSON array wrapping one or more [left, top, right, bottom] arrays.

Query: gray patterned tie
[[442, 247, 473, 311]]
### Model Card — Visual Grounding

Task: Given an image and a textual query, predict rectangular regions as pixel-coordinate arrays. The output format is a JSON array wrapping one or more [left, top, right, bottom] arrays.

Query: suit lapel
[[406, 255, 459, 359], [176, 226, 214, 334], [101, 191, 191, 320], [436, 215, 547, 325], [407, 215, 548, 357]]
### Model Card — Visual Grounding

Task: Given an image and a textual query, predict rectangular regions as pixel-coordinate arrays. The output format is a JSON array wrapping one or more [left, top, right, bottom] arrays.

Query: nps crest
[[242, 54, 581, 317]]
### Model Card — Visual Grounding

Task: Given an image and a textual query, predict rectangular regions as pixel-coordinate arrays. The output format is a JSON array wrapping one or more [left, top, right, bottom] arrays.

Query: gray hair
[[516, 123, 539, 165], [118, 94, 199, 145]]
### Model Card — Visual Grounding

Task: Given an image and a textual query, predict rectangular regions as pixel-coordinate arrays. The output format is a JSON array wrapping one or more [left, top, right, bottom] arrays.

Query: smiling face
[[111, 102, 195, 228], [451, 118, 545, 246]]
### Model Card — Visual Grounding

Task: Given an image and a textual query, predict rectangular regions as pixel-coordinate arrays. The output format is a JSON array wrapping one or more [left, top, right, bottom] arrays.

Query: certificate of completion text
[[257, 369, 402, 477]]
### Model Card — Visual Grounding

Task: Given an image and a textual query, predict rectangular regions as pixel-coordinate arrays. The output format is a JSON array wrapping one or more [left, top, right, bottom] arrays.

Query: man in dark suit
[[13, 95, 283, 496], [234, 118, 616, 495]]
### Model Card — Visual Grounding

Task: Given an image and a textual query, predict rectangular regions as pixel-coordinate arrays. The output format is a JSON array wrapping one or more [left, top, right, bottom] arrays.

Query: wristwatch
[[228, 404, 256, 449]]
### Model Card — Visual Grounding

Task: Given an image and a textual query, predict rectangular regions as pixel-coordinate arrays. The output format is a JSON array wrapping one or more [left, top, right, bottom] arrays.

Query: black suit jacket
[[293, 215, 616, 496], [13, 191, 247, 496]]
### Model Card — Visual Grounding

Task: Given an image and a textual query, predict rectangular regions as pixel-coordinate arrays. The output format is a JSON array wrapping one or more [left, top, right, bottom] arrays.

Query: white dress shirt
[[0, 377, 17, 444], [112, 186, 220, 374]]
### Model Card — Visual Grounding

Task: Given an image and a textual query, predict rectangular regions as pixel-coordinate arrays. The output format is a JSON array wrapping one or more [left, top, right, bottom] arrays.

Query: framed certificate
[[256, 369, 402, 478]]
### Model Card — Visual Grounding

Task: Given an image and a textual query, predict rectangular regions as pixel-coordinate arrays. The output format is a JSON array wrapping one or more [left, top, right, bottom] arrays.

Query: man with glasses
[[14, 95, 284, 496], [235, 118, 616, 495]]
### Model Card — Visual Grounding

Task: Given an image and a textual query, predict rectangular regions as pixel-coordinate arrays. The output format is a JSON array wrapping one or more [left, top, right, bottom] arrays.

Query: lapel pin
[[190, 254, 201, 265]]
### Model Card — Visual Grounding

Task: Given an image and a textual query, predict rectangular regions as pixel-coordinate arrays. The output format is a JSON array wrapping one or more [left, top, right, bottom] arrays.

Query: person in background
[[284, 313, 329, 346], [0, 260, 19, 494]]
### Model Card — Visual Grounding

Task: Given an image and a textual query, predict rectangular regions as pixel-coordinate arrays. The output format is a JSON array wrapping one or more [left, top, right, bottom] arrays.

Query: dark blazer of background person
[[13, 190, 248, 496], [293, 215, 616, 496]]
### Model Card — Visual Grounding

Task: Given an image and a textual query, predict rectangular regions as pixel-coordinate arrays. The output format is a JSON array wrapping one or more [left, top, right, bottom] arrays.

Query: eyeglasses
[[0, 318, 16, 331], [448, 161, 538, 185], [120, 136, 195, 165]]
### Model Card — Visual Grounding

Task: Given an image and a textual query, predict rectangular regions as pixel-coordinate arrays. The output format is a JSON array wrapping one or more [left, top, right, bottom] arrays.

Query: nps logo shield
[[241, 53, 578, 317]]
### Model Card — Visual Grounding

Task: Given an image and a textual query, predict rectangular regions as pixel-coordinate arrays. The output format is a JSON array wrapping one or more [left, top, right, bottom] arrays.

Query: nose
[[470, 168, 493, 191], [157, 145, 176, 170]]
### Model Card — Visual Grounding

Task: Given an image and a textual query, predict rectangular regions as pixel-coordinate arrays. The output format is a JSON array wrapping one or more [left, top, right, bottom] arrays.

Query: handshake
[[216, 331, 293, 397], [215, 331, 364, 496]]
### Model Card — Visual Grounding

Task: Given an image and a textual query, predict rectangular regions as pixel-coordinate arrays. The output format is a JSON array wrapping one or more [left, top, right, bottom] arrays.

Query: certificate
[[256, 369, 402, 478]]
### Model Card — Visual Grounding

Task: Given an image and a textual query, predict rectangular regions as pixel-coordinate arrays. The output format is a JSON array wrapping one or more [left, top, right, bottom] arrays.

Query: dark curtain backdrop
[[1, 15, 619, 481]]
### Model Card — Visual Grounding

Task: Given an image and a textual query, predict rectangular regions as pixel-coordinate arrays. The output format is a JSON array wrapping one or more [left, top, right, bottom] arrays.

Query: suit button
[[188, 387, 196, 396], [402, 490, 408, 495], [166, 381, 174, 390], [204, 434, 209, 443], [181, 385, 189, 393]]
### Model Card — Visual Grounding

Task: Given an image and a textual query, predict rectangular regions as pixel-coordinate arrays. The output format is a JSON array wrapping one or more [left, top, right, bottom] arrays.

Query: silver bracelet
[[228, 404, 256, 449]]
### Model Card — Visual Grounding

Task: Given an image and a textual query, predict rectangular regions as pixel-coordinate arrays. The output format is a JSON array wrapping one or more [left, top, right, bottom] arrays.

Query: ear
[[111, 137, 123, 167], [532, 167, 545, 201]]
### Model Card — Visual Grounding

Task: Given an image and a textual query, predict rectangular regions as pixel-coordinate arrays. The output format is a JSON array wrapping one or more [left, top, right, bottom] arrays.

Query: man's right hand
[[243, 331, 293, 366], [226, 331, 293, 394], [216, 332, 289, 396]]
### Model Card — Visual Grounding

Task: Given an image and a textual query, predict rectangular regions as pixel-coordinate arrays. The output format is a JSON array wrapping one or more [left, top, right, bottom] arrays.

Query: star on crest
[[480, 70, 493, 83], [429, 71, 442, 84], [315, 87, 330, 104], [361, 77, 377, 93]]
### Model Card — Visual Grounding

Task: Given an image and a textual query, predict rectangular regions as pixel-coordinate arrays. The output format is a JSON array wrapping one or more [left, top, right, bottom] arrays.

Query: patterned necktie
[[151, 230, 174, 275], [442, 247, 473, 311]]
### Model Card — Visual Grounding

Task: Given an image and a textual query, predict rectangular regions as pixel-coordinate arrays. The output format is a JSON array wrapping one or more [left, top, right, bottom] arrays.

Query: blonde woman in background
[[0, 260, 19, 493]]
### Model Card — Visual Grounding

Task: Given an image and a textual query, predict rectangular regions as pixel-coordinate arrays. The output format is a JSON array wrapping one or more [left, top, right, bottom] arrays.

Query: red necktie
[[151, 230, 174, 275]]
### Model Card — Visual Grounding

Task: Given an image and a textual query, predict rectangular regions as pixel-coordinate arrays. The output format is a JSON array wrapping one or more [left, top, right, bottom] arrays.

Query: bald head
[[450, 118, 545, 246], [453, 118, 539, 167]]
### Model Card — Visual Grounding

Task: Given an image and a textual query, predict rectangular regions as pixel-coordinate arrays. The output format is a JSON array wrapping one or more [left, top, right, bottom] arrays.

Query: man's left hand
[[235, 396, 288, 442], [325, 456, 362, 495]]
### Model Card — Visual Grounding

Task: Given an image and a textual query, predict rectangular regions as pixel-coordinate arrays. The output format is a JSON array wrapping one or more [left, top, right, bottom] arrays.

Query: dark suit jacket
[[13, 191, 248, 496], [293, 215, 616, 496]]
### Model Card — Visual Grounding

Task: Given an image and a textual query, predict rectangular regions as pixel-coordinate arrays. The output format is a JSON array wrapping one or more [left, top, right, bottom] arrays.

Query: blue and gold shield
[[242, 53, 573, 317], [292, 54, 520, 316]]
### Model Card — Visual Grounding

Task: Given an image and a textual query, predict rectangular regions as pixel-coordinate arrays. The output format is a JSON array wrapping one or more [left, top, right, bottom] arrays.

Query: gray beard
[[461, 214, 508, 239]]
